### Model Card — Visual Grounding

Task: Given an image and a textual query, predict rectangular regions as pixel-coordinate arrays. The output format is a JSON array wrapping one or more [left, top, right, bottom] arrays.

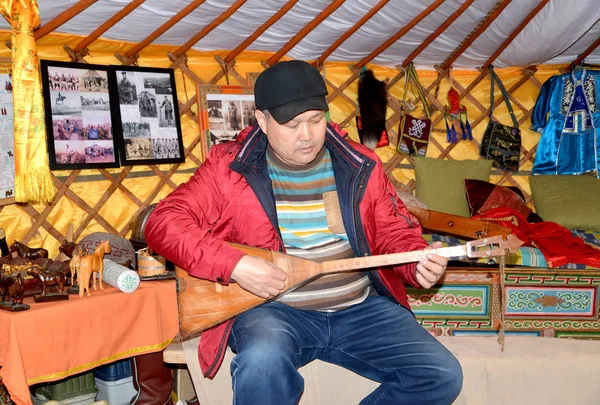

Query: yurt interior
[[1, 1, 600, 404]]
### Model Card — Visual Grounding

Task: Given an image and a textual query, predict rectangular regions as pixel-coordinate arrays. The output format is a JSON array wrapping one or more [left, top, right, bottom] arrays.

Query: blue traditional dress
[[531, 68, 600, 178]]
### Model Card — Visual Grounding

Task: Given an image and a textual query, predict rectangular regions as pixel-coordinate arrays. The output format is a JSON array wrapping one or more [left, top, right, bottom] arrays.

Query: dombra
[[177, 235, 522, 339]]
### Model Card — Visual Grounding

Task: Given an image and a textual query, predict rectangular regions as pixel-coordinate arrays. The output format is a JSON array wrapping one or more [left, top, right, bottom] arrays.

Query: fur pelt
[[357, 69, 388, 149]]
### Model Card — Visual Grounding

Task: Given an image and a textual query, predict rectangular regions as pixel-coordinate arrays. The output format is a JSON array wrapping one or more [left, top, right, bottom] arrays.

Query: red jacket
[[145, 123, 428, 377]]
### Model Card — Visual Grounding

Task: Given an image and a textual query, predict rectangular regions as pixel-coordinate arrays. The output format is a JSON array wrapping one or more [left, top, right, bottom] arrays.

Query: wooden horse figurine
[[0, 273, 25, 306], [26, 265, 66, 295], [9, 240, 49, 260], [69, 246, 88, 286], [77, 240, 111, 297], [59, 240, 77, 258]]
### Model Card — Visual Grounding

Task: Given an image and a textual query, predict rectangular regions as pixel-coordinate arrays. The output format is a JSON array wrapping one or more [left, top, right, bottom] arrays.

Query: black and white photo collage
[[116, 70, 180, 161]]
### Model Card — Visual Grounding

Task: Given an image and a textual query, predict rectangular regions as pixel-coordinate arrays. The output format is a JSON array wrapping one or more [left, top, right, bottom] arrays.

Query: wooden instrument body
[[177, 244, 323, 339]]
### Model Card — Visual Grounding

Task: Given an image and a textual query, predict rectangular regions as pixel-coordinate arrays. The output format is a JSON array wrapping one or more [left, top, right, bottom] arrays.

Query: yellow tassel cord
[[14, 168, 55, 203], [1, 0, 55, 204]]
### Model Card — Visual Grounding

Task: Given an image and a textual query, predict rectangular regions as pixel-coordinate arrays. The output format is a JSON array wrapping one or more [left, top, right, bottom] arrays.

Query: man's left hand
[[415, 241, 448, 289]]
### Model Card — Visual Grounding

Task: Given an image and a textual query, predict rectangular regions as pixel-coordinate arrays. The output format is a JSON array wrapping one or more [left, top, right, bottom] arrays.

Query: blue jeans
[[228, 296, 462, 405]]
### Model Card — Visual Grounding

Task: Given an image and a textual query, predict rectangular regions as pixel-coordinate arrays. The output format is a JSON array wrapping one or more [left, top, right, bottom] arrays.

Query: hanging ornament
[[356, 67, 389, 149], [443, 87, 472, 143]]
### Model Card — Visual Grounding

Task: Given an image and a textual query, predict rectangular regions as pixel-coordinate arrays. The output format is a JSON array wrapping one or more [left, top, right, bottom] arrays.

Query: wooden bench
[[164, 335, 600, 404]]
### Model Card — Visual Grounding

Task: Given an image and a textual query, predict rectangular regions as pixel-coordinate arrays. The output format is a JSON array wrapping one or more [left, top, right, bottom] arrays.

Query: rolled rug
[[102, 259, 140, 293]]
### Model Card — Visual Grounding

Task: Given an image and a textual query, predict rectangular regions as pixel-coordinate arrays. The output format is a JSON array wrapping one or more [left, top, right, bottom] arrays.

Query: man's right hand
[[230, 255, 287, 298]]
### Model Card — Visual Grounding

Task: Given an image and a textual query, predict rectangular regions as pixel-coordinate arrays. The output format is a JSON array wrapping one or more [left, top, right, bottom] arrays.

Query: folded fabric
[[474, 207, 600, 268], [465, 179, 542, 222]]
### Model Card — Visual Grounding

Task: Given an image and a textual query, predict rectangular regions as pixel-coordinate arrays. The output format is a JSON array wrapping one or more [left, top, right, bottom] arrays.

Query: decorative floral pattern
[[561, 78, 574, 115], [409, 292, 483, 308], [561, 72, 597, 115], [121, 273, 139, 291], [507, 290, 592, 313], [584, 74, 597, 113]]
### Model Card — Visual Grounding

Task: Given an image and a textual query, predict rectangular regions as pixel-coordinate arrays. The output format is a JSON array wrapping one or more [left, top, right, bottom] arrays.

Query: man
[[228, 101, 239, 130], [119, 72, 134, 104], [209, 105, 220, 118], [65, 144, 74, 163], [145, 60, 462, 405], [161, 96, 174, 126], [120, 71, 131, 86]]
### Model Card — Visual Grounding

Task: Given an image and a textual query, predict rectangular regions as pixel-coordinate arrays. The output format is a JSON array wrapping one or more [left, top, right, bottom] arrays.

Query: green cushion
[[530, 175, 600, 231], [414, 157, 493, 217]]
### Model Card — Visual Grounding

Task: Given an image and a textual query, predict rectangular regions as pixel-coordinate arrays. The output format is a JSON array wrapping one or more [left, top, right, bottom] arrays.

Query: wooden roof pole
[[266, 0, 345, 66], [356, 0, 445, 69], [401, 0, 474, 68], [122, 0, 207, 60], [457, 0, 549, 100], [572, 35, 600, 67], [482, 0, 549, 69], [73, 0, 146, 54], [382, 0, 473, 92], [224, 0, 299, 64], [325, 0, 444, 104], [313, 0, 390, 68], [206, 1, 299, 85], [172, 0, 247, 59], [440, 0, 512, 70], [34, 0, 99, 40]]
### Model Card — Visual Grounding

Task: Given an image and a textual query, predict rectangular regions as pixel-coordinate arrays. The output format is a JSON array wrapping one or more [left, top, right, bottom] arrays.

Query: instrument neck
[[321, 245, 467, 273]]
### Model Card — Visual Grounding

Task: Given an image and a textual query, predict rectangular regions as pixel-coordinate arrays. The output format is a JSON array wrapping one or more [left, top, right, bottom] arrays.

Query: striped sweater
[[267, 146, 372, 311]]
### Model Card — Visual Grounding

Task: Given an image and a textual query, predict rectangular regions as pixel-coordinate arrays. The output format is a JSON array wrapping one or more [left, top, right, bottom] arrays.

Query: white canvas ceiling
[[3, 0, 600, 68]]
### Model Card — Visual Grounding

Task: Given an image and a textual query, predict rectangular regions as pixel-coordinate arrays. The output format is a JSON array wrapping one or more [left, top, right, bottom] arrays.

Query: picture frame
[[198, 84, 255, 158], [40, 60, 119, 170], [0, 58, 14, 206], [109, 65, 184, 166]]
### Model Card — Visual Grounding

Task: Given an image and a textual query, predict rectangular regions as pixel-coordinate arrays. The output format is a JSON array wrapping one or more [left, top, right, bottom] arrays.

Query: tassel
[[14, 169, 55, 204], [376, 129, 389, 148], [460, 116, 467, 140], [465, 115, 473, 140], [445, 118, 452, 143]]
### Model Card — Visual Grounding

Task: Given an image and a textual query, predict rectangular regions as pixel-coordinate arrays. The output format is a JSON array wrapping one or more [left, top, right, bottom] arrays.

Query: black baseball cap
[[254, 60, 329, 124]]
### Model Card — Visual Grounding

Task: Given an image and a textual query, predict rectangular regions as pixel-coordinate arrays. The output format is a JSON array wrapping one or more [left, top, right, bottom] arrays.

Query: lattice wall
[[0, 50, 559, 258]]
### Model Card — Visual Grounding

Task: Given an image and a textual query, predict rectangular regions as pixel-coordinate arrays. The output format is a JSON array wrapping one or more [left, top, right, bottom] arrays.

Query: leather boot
[[130, 351, 173, 405]]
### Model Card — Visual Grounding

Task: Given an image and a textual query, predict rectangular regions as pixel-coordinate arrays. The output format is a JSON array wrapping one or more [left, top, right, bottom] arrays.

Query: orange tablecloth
[[0, 280, 179, 405]]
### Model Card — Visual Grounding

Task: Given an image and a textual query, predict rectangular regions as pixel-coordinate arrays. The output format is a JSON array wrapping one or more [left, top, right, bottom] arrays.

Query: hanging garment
[[531, 68, 600, 178]]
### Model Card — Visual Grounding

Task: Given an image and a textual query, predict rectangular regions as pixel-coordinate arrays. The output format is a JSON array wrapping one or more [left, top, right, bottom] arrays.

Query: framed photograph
[[109, 65, 184, 166], [198, 85, 255, 158], [40, 60, 119, 170], [0, 58, 14, 206]]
